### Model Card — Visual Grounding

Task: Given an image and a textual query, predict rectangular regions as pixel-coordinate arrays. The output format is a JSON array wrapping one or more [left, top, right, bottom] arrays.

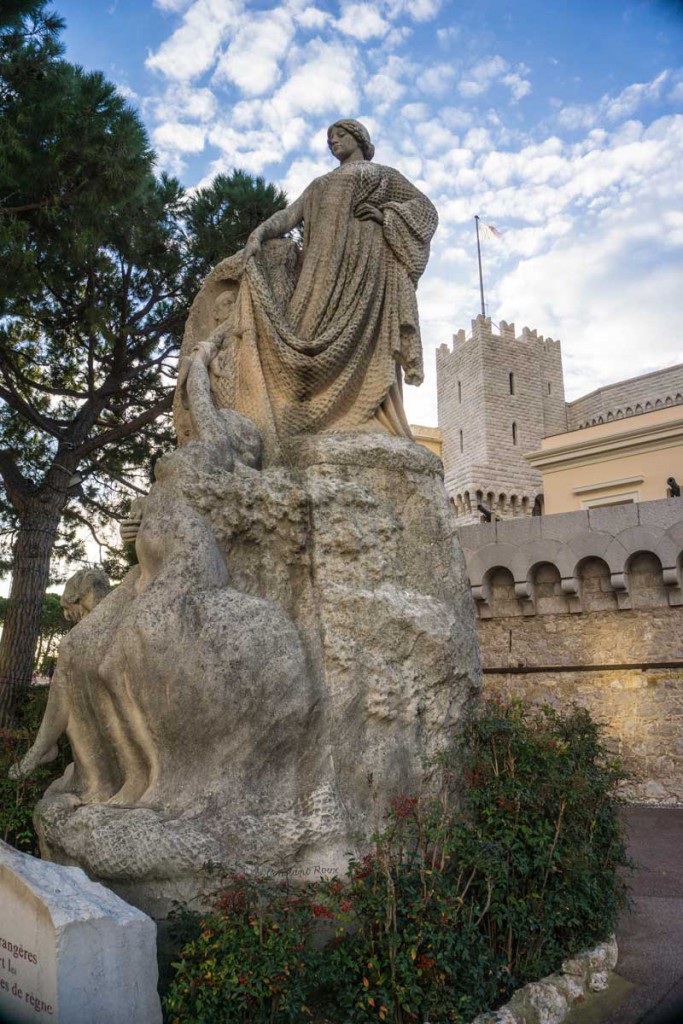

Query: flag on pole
[[479, 222, 503, 241]]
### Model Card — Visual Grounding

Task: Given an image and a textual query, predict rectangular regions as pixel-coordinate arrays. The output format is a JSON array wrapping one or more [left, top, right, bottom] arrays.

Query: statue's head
[[327, 119, 375, 163], [61, 567, 111, 624]]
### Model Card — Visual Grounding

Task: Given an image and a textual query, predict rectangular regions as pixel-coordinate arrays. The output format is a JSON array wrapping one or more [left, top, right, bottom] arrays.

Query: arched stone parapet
[[575, 556, 619, 611], [603, 531, 645, 575], [611, 525, 678, 572], [525, 559, 572, 614], [457, 498, 683, 617], [466, 542, 519, 588], [556, 531, 621, 606], [478, 565, 524, 619], [605, 527, 659, 608], [510, 539, 566, 582]]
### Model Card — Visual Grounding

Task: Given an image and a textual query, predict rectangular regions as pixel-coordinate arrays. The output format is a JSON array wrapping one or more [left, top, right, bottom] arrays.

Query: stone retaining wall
[[458, 499, 683, 804]]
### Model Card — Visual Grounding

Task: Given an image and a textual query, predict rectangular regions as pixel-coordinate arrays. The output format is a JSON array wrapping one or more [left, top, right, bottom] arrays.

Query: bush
[[0, 687, 72, 854], [163, 700, 632, 1023], [163, 878, 326, 1024]]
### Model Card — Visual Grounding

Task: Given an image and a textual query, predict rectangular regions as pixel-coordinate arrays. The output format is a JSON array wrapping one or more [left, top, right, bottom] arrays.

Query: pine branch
[[87, 457, 149, 495], [76, 391, 173, 459], [99, 343, 178, 392], [0, 350, 86, 399], [0, 448, 31, 505], [0, 379, 65, 435], [69, 506, 121, 553], [0, 180, 88, 216]]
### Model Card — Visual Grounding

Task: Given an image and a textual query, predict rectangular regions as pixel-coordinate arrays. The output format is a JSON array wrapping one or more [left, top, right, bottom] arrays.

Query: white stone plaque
[[0, 840, 161, 1023]]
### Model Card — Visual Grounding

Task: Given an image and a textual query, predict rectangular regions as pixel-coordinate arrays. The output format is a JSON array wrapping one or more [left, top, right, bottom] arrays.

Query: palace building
[[412, 316, 683, 806]]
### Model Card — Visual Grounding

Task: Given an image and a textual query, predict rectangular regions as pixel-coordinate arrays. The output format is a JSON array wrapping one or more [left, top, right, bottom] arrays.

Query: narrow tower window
[[512, 421, 517, 445], [509, 371, 515, 395], [458, 380, 462, 402], [548, 382, 552, 395], [459, 429, 464, 452]]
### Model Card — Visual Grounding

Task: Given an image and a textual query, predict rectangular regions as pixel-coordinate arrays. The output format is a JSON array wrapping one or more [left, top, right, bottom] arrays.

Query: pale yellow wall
[[525, 406, 683, 514], [411, 424, 442, 458]]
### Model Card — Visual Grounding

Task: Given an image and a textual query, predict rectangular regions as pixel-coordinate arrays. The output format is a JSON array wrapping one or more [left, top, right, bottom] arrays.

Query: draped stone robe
[[175, 159, 438, 460]]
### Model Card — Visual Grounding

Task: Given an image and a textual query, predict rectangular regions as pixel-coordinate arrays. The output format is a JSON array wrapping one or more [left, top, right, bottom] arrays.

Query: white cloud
[[462, 126, 491, 152], [153, 0, 192, 11], [150, 82, 217, 123], [280, 155, 333, 198], [604, 70, 669, 120], [385, 0, 442, 20], [205, 115, 309, 175], [214, 8, 294, 95], [502, 72, 531, 102], [417, 63, 456, 98], [296, 5, 330, 30], [456, 56, 531, 103], [365, 55, 413, 111], [115, 82, 139, 105], [458, 55, 508, 97], [557, 70, 671, 131], [336, 2, 389, 40], [153, 120, 206, 153], [436, 25, 459, 46], [440, 106, 473, 130], [413, 118, 459, 155], [146, 0, 242, 81], [401, 101, 430, 121], [264, 39, 362, 124]]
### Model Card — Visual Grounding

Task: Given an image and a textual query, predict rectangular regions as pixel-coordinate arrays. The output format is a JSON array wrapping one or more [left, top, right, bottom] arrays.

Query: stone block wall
[[567, 363, 683, 430], [437, 315, 567, 524], [457, 498, 683, 803], [483, 661, 681, 804]]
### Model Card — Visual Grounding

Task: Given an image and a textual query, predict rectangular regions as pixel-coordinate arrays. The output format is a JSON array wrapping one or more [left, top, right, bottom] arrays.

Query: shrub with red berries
[[164, 701, 631, 1023]]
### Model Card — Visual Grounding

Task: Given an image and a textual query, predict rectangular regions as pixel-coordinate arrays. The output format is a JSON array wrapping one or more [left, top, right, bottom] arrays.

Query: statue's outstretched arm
[[243, 194, 305, 260], [186, 349, 226, 446], [9, 674, 68, 779]]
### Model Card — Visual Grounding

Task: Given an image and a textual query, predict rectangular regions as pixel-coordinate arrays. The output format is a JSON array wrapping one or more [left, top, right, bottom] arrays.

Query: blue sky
[[55, 0, 683, 426]]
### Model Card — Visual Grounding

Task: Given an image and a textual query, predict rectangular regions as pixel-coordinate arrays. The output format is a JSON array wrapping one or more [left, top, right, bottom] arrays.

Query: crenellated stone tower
[[436, 315, 567, 524]]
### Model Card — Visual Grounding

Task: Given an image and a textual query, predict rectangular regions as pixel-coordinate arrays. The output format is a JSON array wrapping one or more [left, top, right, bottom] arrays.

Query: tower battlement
[[440, 315, 561, 356]]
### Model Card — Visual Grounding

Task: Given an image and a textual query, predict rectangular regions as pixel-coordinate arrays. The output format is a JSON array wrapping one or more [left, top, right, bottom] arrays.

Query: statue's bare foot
[[9, 743, 59, 779], [106, 779, 147, 807]]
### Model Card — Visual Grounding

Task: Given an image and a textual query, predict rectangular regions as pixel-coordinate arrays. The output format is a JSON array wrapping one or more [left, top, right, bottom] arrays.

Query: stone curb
[[469, 936, 619, 1024]]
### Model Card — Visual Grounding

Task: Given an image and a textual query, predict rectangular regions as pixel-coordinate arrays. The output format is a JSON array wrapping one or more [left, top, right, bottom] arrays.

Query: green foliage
[[0, 2, 289, 719], [0, 592, 69, 669], [164, 878, 326, 1024], [183, 170, 287, 286], [0, 686, 71, 853], [163, 701, 631, 1024]]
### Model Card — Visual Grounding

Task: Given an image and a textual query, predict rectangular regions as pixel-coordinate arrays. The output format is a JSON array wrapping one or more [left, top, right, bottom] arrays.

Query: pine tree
[[0, 5, 287, 723]]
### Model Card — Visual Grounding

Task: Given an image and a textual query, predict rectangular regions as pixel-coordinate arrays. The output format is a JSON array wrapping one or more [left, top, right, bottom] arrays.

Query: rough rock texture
[[470, 937, 619, 1024], [29, 360, 480, 915], [23, 129, 477, 913], [0, 839, 161, 1024]]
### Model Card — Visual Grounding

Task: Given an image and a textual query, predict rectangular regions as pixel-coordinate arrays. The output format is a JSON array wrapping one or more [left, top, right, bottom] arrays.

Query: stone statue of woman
[[175, 119, 438, 460]]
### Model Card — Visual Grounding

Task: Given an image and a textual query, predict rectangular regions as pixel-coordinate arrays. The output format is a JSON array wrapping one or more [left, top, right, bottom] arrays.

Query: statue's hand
[[404, 365, 424, 386], [120, 517, 142, 546], [355, 203, 384, 224], [177, 341, 217, 407], [243, 232, 262, 261]]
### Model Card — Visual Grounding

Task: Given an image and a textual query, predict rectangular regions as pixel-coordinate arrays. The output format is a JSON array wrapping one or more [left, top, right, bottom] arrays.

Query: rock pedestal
[[34, 428, 480, 916]]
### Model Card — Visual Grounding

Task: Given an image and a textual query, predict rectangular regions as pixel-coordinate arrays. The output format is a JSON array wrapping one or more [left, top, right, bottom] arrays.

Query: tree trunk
[[0, 508, 61, 726]]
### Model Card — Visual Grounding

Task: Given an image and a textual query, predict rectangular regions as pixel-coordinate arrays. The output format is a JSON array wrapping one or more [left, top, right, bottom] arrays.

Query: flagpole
[[475, 214, 486, 317]]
